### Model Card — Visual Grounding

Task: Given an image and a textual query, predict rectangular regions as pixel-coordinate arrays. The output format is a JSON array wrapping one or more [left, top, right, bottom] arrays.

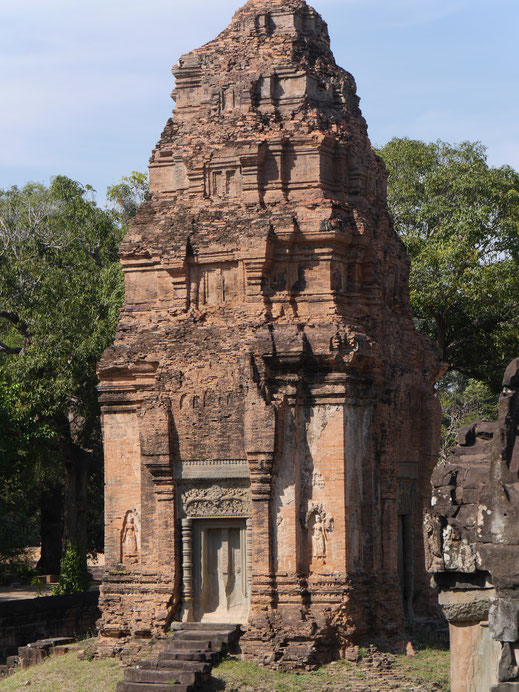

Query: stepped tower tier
[[97, 0, 442, 666]]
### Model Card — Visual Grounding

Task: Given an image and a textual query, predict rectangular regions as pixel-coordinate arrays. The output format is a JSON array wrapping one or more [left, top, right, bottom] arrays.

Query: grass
[[211, 659, 368, 691], [395, 645, 451, 690], [0, 641, 450, 692], [210, 650, 450, 691], [0, 646, 124, 692]]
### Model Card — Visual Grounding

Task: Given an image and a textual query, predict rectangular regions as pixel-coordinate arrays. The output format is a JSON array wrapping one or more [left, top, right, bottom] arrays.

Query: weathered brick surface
[[97, 0, 441, 667]]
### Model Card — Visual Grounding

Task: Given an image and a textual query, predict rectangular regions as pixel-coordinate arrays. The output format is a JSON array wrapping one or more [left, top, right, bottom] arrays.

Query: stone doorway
[[192, 519, 249, 623]]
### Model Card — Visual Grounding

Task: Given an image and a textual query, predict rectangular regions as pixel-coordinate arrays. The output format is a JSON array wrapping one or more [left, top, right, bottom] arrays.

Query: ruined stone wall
[[0, 591, 99, 663], [426, 358, 519, 691], [98, 0, 441, 667]]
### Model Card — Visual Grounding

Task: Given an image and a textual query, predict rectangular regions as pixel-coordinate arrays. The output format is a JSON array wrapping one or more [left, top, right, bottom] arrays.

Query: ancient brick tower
[[97, 0, 441, 666]]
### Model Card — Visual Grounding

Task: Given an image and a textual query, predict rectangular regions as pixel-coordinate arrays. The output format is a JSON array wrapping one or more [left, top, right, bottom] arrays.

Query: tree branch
[[447, 312, 519, 357], [91, 246, 102, 268], [78, 239, 102, 268], [0, 340, 21, 355], [0, 310, 20, 324], [0, 310, 31, 339]]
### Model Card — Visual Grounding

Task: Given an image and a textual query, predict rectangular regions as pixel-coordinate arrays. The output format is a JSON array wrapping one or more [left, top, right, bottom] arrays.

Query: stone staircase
[[116, 623, 240, 692]]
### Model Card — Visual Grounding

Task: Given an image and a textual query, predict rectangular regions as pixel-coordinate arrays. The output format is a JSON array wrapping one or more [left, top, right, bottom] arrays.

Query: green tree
[[107, 171, 149, 227], [0, 176, 125, 572], [436, 372, 498, 459], [378, 138, 519, 392]]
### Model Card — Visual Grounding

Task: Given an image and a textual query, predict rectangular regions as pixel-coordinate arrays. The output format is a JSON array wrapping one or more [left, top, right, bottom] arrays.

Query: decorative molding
[[182, 459, 247, 466], [145, 460, 173, 480], [175, 459, 250, 481], [180, 481, 251, 518]]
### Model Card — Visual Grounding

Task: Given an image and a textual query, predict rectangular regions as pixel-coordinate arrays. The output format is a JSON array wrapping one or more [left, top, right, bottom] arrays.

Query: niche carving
[[120, 510, 140, 565], [207, 166, 242, 198], [305, 503, 334, 566], [191, 262, 243, 307]]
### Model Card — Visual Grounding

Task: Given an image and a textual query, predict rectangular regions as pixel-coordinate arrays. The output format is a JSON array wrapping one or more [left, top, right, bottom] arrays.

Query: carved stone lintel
[[180, 481, 251, 518]]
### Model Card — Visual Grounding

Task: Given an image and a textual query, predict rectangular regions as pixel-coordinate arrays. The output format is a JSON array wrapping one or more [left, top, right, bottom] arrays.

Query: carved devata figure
[[120, 511, 139, 565], [306, 504, 334, 565]]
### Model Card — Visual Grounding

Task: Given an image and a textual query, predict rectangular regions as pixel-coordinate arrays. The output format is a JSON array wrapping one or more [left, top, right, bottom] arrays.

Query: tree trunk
[[58, 416, 90, 559], [37, 482, 63, 574]]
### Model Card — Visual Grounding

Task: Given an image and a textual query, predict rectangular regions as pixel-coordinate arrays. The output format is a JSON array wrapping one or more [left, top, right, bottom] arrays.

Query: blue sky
[[1, 0, 517, 203]]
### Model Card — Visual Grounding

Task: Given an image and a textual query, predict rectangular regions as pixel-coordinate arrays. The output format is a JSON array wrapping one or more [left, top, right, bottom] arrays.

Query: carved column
[[247, 452, 274, 608], [262, 137, 287, 203], [181, 517, 194, 622], [246, 518, 253, 600]]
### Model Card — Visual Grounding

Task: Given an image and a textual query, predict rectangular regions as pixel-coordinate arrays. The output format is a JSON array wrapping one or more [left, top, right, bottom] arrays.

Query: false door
[[192, 519, 249, 623]]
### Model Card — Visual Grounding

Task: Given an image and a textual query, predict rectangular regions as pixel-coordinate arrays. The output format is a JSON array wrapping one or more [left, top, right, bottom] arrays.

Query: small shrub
[[52, 542, 90, 595], [30, 574, 45, 596]]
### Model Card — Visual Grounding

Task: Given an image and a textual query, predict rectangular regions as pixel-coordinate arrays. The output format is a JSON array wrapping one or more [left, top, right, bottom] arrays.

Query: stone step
[[173, 630, 231, 648], [125, 668, 198, 685], [172, 634, 229, 654], [165, 639, 213, 650], [136, 659, 209, 672], [174, 629, 230, 640], [158, 650, 219, 663], [158, 651, 218, 663], [119, 623, 241, 689], [116, 683, 193, 692], [177, 622, 238, 630], [177, 624, 238, 641]]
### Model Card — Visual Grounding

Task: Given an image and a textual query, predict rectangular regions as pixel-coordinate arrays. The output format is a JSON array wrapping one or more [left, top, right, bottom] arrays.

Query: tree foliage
[[437, 372, 498, 459], [106, 171, 149, 227], [0, 176, 126, 569], [52, 542, 91, 595], [378, 138, 519, 391], [0, 176, 124, 414]]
